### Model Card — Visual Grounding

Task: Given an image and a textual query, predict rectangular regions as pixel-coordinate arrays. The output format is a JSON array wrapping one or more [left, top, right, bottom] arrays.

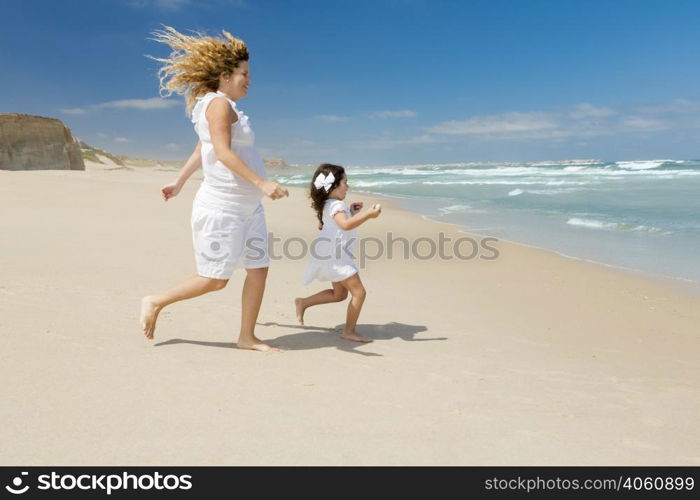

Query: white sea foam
[[529, 159, 604, 167], [351, 180, 417, 187], [436, 204, 488, 215], [351, 167, 698, 180], [524, 188, 584, 195], [508, 189, 524, 196], [437, 204, 472, 214], [567, 217, 667, 233], [275, 177, 309, 185], [423, 179, 595, 186], [615, 160, 673, 170]]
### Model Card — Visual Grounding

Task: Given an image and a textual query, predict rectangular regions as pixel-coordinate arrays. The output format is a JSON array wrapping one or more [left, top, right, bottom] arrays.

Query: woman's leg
[[295, 282, 348, 325], [140, 275, 228, 339], [237, 267, 277, 351], [338, 273, 371, 343]]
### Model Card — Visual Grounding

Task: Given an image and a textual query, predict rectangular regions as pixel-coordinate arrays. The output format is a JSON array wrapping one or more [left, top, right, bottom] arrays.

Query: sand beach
[[1, 164, 699, 465]]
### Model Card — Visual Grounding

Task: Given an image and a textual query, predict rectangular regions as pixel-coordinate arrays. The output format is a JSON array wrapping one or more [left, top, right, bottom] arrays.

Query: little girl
[[295, 164, 382, 342]]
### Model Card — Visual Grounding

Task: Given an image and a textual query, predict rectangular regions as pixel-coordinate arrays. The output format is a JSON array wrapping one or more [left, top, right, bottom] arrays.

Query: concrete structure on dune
[[0, 113, 85, 171]]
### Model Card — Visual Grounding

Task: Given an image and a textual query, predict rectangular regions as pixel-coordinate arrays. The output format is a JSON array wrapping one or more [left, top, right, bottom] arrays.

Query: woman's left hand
[[161, 182, 182, 201]]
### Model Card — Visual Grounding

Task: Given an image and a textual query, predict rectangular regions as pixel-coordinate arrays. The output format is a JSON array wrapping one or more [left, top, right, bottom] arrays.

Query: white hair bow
[[313, 172, 336, 192]]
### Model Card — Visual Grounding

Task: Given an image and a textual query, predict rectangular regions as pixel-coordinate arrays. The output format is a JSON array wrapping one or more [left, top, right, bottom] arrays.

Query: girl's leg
[[295, 282, 348, 325], [338, 274, 371, 343], [140, 275, 228, 339], [237, 267, 277, 352]]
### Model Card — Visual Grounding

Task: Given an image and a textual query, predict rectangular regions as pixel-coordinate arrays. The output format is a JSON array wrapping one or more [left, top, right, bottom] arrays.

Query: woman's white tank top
[[190, 91, 267, 207]]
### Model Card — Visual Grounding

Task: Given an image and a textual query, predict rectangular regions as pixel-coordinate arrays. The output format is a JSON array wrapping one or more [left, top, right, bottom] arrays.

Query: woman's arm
[[161, 142, 202, 201], [207, 98, 288, 200], [333, 205, 382, 230], [175, 141, 202, 186]]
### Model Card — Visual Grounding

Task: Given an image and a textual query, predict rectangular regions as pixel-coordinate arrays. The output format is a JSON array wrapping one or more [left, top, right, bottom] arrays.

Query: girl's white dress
[[303, 199, 359, 284], [189, 91, 269, 279]]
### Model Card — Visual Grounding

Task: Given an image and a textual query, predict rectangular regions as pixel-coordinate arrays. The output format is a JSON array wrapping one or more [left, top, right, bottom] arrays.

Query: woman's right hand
[[161, 182, 182, 201], [259, 180, 289, 200]]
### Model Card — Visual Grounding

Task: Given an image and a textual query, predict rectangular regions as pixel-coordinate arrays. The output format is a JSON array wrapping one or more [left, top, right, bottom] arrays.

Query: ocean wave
[[274, 177, 309, 185], [351, 180, 417, 187], [529, 160, 604, 167], [566, 217, 668, 234], [508, 189, 524, 196], [437, 204, 488, 215], [350, 159, 698, 175], [514, 188, 585, 196], [350, 167, 700, 181], [351, 168, 443, 176], [423, 179, 596, 186], [596, 169, 699, 176], [615, 160, 678, 170]]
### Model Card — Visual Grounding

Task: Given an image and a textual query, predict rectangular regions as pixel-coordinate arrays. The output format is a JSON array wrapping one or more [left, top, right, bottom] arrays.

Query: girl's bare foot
[[140, 296, 162, 340], [340, 330, 373, 343], [294, 297, 305, 325]]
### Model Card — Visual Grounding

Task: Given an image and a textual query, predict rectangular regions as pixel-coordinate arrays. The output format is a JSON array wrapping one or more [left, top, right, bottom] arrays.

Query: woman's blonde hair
[[148, 26, 249, 114]]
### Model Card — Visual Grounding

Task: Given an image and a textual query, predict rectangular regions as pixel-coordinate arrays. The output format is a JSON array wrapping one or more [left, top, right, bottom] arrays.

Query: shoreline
[[322, 185, 700, 298], [422, 214, 700, 298], [270, 172, 700, 297], [272, 165, 700, 294]]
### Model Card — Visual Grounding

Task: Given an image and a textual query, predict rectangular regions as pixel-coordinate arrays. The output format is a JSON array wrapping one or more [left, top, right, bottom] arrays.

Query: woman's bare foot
[[294, 297, 305, 325], [340, 330, 373, 343], [140, 296, 162, 340], [237, 336, 281, 352]]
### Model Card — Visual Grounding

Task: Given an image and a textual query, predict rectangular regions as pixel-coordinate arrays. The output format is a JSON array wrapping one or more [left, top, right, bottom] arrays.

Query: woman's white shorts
[[191, 200, 269, 279]]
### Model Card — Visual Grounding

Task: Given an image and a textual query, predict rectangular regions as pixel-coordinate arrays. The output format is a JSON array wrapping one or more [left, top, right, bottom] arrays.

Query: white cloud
[[426, 103, 676, 142], [635, 99, 700, 114], [370, 110, 418, 119], [317, 115, 349, 122], [127, 0, 190, 10], [128, 0, 246, 9], [363, 134, 440, 150], [96, 98, 179, 110], [59, 97, 179, 115], [165, 143, 180, 151], [428, 112, 558, 135], [114, 137, 131, 143], [620, 116, 668, 130], [59, 107, 88, 115], [570, 103, 616, 119]]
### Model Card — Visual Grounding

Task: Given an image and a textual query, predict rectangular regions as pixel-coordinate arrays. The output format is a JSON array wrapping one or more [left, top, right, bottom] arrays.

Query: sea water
[[273, 159, 700, 289]]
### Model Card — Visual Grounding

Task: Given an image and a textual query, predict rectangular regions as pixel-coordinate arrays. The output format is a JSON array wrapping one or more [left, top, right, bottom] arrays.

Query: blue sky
[[2, 0, 700, 165]]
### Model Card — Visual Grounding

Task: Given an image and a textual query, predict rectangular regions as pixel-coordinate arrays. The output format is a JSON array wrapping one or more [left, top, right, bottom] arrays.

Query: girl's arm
[[333, 205, 382, 230], [161, 142, 202, 201], [207, 98, 288, 200]]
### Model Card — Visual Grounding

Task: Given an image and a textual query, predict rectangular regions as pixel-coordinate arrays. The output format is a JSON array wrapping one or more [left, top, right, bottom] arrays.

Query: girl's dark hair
[[309, 163, 345, 229]]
